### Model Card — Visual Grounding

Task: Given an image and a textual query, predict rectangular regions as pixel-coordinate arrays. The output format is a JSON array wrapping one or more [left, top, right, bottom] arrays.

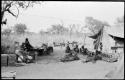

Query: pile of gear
[[15, 38, 54, 64], [80, 46, 118, 63], [15, 38, 36, 64], [35, 43, 53, 56]]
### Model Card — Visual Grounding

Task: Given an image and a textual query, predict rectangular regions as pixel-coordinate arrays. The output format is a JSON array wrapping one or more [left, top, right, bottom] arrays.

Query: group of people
[[60, 44, 80, 62], [65, 43, 88, 55], [80, 45, 103, 63], [60, 43, 103, 63], [14, 38, 35, 64], [14, 38, 54, 63]]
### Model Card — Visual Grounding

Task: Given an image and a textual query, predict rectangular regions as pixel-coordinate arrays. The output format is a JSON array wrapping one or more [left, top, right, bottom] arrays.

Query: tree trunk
[[1, 11, 4, 21], [1, 11, 5, 25]]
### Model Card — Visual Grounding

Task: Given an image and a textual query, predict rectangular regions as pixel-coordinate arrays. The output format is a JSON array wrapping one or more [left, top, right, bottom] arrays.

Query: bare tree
[[84, 16, 110, 35], [73, 24, 81, 35], [114, 16, 124, 28], [115, 16, 124, 24], [68, 24, 74, 38], [48, 24, 68, 35], [1, 1, 41, 25], [39, 29, 45, 35]]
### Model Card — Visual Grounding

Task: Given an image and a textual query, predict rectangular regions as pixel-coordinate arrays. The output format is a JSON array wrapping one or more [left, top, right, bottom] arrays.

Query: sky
[[3, 1, 124, 33]]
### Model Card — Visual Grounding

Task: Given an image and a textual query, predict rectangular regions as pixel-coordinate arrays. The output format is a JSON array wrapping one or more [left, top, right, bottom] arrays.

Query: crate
[[1, 54, 8, 66], [1, 54, 17, 66], [8, 54, 16, 66]]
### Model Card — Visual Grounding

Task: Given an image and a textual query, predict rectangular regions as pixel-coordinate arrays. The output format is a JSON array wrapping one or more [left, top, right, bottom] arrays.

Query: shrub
[[13, 23, 27, 35], [1, 36, 15, 54], [2, 28, 12, 36]]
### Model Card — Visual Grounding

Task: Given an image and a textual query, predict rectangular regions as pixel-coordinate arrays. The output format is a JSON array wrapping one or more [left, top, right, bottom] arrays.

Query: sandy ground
[[1, 47, 118, 79]]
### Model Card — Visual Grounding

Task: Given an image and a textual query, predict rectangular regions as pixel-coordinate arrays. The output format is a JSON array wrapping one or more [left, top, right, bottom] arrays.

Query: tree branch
[[11, 4, 20, 18], [7, 9, 17, 17], [4, 1, 13, 11], [1, 1, 13, 21], [26, 1, 31, 8]]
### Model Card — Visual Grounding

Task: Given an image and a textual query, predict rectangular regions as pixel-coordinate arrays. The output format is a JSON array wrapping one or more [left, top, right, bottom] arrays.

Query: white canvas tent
[[81, 24, 124, 79], [88, 25, 124, 53], [104, 24, 124, 79], [101, 26, 116, 53], [106, 23, 124, 38], [81, 26, 116, 52]]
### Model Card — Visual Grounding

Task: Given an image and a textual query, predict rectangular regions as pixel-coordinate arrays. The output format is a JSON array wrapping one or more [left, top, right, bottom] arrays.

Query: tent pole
[[84, 33, 86, 45]]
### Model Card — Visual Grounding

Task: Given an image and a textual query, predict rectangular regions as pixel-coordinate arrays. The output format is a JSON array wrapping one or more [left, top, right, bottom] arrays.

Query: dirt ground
[[1, 47, 119, 79]]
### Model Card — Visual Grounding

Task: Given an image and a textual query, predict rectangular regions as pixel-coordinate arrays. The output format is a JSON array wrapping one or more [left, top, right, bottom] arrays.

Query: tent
[[108, 34, 124, 43], [88, 28, 103, 39], [106, 24, 124, 46], [104, 24, 124, 79], [106, 23, 124, 38], [84, 24, 124, 79]]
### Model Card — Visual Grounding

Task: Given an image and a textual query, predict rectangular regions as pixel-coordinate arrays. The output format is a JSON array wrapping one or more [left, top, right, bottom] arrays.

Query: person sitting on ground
[[73, 44, 79, 53], [84, 48, 89, 55], [95, 50, 101, 55], [24, 38, 33, 51], [88, 52, 97, 63], [82, 51, 96, 63], [94, 50, 102, 60], [41, 43, 48, 54], [70, 44, 80, 60], [80, 45, 85, 54], [23, 39, 35, 62], [42, 44, 47, 50], [60, 50, 79, 62], [65, 44, 71, 53], [99, 42, 103, 51]]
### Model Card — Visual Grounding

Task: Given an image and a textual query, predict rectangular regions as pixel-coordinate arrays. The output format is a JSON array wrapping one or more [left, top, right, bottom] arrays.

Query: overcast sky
[[4, 1, 124, 33]]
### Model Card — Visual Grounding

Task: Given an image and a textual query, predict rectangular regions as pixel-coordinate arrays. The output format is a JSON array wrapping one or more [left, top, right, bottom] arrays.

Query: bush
[[1, 36, 15, 54], [2, 28, 12, 36], [13, 23, 27, 35], [1, 45, 14, 54]]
